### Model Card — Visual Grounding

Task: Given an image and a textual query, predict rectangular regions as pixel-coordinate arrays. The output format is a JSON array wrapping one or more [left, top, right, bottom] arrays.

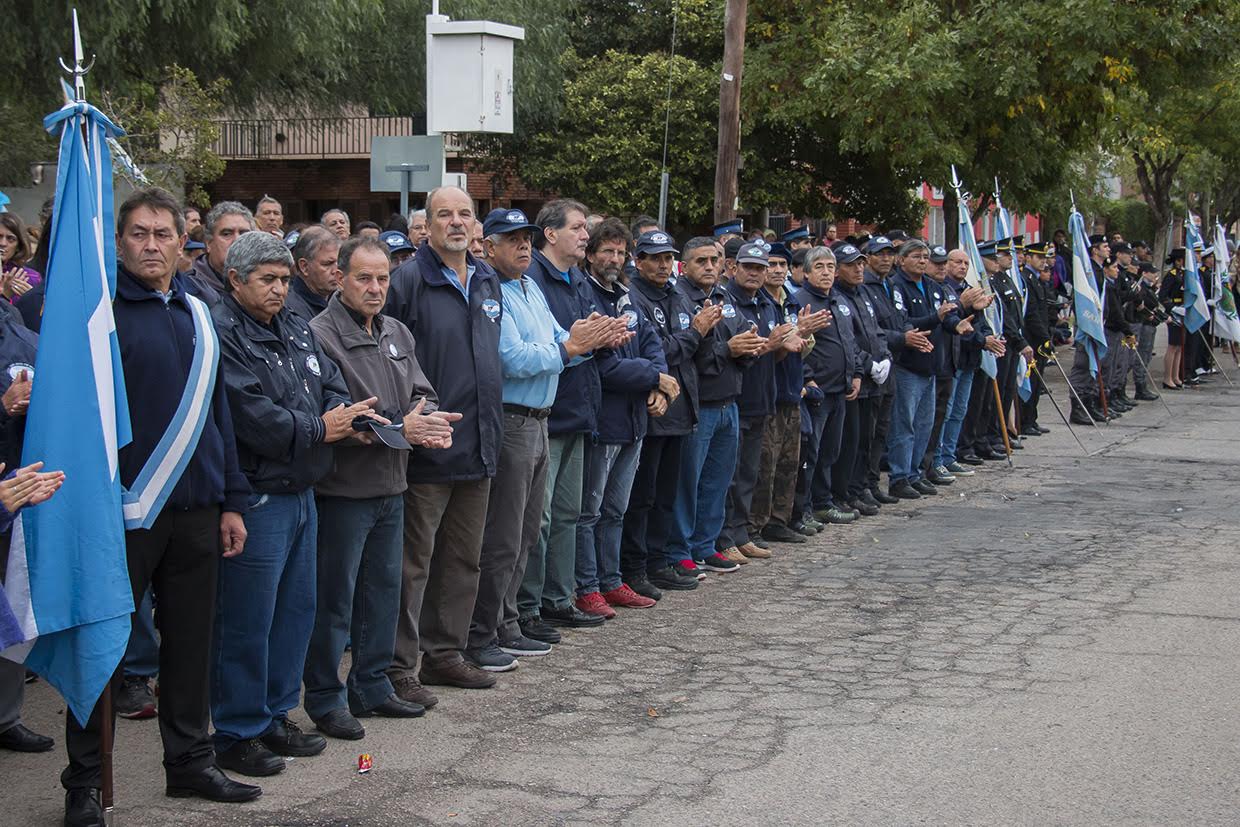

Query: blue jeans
[[303, 494, 403, 719], [937, 367, 975, 467], [212, 490, 317, 750], [122, 588, 159, 678], [576, 439, 642, 596], [668, 403, 739, 563], [886, 366, 936, 484]]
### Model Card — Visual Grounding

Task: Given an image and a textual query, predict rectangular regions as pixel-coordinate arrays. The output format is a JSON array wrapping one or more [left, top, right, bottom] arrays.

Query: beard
[[595, 264, 622, 286]]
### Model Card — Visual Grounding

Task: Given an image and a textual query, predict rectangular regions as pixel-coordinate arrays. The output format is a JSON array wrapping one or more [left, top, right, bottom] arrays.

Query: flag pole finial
[[1069, 190, 1077, 213], [57, 9, 94, 102], [993, 176, 1001, 201]]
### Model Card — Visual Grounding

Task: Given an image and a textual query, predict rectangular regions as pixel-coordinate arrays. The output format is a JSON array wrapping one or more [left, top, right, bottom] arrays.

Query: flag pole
[[1127, 340, 1175, 416], [1197, 329, 1235, 386], [1029, 362, 1091, 455], [991, 379, 1014, 466], [1047, 354, 1102, 432], [61, 8, 116, 818]]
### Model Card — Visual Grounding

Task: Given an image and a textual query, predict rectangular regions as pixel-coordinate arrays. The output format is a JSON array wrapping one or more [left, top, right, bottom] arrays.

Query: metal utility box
[[426, 17, 525, 134]]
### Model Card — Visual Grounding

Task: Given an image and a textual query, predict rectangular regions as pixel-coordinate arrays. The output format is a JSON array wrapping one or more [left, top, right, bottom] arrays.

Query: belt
[[503, 403, 553, 420]]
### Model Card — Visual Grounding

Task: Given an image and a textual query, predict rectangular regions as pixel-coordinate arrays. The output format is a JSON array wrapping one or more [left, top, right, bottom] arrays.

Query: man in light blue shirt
[[467, 208, 622, 672]]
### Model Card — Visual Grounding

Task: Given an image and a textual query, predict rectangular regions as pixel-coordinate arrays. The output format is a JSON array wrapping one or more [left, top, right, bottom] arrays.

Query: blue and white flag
[[1183, 217, 1210, 335], [1016, 354, 1033, 402], [955, 192, 999, 378], [2, 99, 134, 726], [1212, 221, 1240, 343], [1069, 208, 1106, 376], [993, 195, 1027, 313]]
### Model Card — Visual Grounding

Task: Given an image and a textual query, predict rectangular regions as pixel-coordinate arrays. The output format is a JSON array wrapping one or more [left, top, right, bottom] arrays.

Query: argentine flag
[[955, 191, 1000, 378], [1183, 217, 1211, 335], [993, 197, 1027, 313], [2, 99, 134, 725], [1068, 209, 1107, 376]]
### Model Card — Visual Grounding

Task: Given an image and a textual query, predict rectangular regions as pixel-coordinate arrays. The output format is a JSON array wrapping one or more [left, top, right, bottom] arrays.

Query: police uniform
[[1019, 243, 1054, 434]]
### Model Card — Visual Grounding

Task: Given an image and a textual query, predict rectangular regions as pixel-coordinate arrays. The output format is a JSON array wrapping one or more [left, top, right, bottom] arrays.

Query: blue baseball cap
[[781, 226, 811, 243], [635, 230, 678, 256], [483, 207, 544, 241], [713, 219, 743, 237], [865, 235, 896, 254], [184, 239, 206, 251], [283, 229, 301, 249], [767, 242, 791, 261], [835, 243, 867, 264], [929, 245, 949, 263], [379, 230, 415, 255], [736, 242, 769, 266]]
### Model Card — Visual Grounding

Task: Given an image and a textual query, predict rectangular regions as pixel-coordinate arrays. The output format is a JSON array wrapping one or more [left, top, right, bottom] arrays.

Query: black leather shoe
[[888, 480, 921, 499], [355, 694, 425, 719], [859, 489, 881, 508], [627, 576, 663, 601], [911, 479, 938, 496], [1036, 425, 1051, 434], [314, 708, 366, 740], [518, 616, 563, 643], [871, 487, 900, 504], [166, 764, 262, 803], [541, 605, 605, 627], [761, 523, 807, 543], [1134, 389, 1160, 401], [64, 788, 104, 827], [1020, 426, 1042, 437], [1070, 408, 1094, 426], [215, 739, 285, 777], [261, 718, 326, 757], [978, 447, 1006, 460], [959, 453, 984, 466], [850, 499, 880, 517], [0, 722, 54, 753]]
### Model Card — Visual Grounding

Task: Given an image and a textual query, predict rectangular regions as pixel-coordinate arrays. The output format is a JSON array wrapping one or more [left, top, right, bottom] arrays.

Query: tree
[[518, 49, 718, 231]]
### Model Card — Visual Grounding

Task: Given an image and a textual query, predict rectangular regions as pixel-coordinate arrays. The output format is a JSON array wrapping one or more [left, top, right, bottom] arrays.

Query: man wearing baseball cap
[[379, 230, 416, 271]]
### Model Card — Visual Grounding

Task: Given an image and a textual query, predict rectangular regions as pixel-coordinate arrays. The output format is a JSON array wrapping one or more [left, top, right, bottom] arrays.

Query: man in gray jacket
[[304, 237, 461, 739]]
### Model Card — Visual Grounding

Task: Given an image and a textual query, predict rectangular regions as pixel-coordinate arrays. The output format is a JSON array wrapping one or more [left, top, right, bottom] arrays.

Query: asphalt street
[[5, 344, 1240, 826]]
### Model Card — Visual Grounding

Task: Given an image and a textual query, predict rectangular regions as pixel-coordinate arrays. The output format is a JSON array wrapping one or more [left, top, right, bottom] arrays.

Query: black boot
[[1070, 399, 1094, 426]]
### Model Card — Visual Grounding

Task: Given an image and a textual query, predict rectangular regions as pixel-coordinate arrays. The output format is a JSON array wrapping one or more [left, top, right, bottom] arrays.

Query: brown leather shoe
[[419, 658, 496, 690], [392, 675, 440, 709], [720, 546, 749, 565], [738, 542, 771, 559]]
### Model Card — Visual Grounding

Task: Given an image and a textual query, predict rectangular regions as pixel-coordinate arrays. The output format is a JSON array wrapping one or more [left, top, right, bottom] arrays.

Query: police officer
[[1019, 241, 1055, 436], [622, 237, 721, 593]]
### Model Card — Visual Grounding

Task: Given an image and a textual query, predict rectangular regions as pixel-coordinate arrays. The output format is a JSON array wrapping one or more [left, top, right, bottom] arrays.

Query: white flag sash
[[121, 294, 219, 530]]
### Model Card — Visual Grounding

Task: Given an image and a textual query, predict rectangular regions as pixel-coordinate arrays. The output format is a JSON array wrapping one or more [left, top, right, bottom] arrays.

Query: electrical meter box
[[426, 17, 525, 134]]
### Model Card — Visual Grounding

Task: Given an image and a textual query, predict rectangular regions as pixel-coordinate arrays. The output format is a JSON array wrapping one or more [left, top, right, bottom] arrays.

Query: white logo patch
[[6, 362, 33, 382], [650, 232, 670, 244], [389, 343, 398, 357], [481, 298, 501, 321], [653, 307, 666, 325], [893, 292, 905, 310], [507, 210, 526, 223], [722, 304, 737, 319], [623, 310, 638, 329], [678, 311, 690, 328], [838, 304, 851, 317], [305, 355, 321, 376]]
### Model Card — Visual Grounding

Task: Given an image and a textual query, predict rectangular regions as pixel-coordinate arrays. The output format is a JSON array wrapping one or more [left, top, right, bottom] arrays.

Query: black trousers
[[982, 354, 1017, 445], [847, 396, 877, 499], [829, 398, 861, 506], [865, 392, 894, 491], [1020, 353, 1047, 428], [620, 434, 683, 578], [720, 415, 768, 548], [922, 374, 954, 472], [63, 506, 221, 790]]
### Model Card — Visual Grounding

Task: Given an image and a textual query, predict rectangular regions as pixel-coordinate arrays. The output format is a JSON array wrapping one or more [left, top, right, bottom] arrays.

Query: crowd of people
[[0, 185, 1231, 827]]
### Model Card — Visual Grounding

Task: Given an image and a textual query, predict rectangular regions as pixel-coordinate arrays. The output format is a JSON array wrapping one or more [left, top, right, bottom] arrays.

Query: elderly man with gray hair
[[188, 201, 256, 301], [210, 231, 379, 777]]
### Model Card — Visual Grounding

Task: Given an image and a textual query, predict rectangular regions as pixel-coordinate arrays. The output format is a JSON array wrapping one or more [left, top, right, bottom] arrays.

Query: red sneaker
[[675, 559, 707, 581], [575, 591, 617, 619], [602, 584, 656, 609]]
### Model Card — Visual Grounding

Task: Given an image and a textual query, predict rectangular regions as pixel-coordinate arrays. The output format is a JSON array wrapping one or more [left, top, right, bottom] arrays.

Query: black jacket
[[725, 280, 780, 418], [213, 292, 349, 495], [678, 277, 752, 405], [860, 269, 905, 393], [834, 281, 892, 397], [768, 286, 811, 405], [285, 276, 330, 322], [1021, 266, 1052, 349], [889, 268, 960, 377], [526, 250, 603, 437], [989, 268, 1027, 351], [627, 275, 702, 436], [384, 241, 504, 482], [587, 276, 665, 444], [795, 282, 860, 393], [942, 277, 992, 372]]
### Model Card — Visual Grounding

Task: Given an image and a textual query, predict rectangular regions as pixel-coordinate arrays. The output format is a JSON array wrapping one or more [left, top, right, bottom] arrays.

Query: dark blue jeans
[[887, 366, 936, 484], [303, 494, 403, 719], [122, 587, 159, 678], [669, 402, 739, 563], [576, 439, 642, 596], [212, 490, 317, 750]]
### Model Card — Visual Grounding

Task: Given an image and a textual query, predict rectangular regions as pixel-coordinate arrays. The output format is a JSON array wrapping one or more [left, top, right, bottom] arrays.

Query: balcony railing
[[211, 116, 417, 160]]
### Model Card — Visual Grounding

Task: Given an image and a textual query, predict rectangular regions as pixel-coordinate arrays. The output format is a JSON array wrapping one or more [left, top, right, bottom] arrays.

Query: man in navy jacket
[[519, 200, 628, 630], [383, 186, 505, 699], [576, 221, 670, 618], [63, 188, 259, 827]]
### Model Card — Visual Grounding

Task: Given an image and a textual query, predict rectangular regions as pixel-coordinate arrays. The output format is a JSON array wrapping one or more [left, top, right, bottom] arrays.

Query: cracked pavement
[[7, 351, 1240, 825]]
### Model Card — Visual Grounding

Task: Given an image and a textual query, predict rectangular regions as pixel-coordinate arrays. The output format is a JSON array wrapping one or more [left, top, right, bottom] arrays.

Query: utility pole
[[713, 0, 747, 224]]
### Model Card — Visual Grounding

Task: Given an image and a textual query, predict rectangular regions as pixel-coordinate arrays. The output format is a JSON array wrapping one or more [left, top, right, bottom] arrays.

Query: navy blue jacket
[[679, 278, 752, 405], [888, 268, 961, 377], [0, 313, 38, 469], [860, 269, 906, 394], [385, 241, 504, 482], [213, 292, 349, 494], [526, 249, 602, 437], [117, 268, 249, 513], [834, 281, 891, 398], [768, 287, 809, 406], [587, 276, 665, 444], [795, 282, 861, 394], [725, 280, 780, 418], [627, 274, 702, 436], [284, 276, 329, 322], [15, 282, 45, 332]]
